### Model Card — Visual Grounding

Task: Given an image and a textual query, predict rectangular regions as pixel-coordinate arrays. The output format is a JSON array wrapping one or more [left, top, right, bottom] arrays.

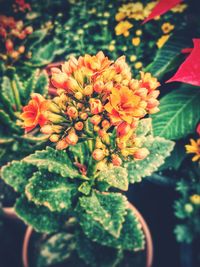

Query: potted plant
[[1, 52, 174, 267]]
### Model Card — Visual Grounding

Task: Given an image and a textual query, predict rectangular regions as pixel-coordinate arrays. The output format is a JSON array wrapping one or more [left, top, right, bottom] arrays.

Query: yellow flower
[[130, 55, 137, 62], [185, 139, 200, 162], [144, 1, 157, 17], [190, 194, 200, 205], [171, 4, 187, 13], [115, 21, 133, 37], [135, 62, 143, 69], [136, 29, 142, 36], [115, 12, 126, 21], [161, 22, 175, 34], [156, 35, 170, 49], [108, 44, 115, 51], [132, 37, 141, 46], [128, 2, 145, 20]]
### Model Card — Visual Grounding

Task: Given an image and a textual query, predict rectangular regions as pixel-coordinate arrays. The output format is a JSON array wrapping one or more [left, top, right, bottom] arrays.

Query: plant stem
[[11, 80, 21, 111]]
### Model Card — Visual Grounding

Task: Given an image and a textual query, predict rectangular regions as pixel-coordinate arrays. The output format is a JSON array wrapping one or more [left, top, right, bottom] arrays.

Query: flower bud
[[92, 149, 105, 161], [89, 98, 103, 114], [56, 139, 69, 150], [90, 115, 101, 125], [67, 106, 78, 119], [10, 50, 19, 59], [83, 85, 93, 95], [147, 99, 159, 109], [148, 107, 160, 114], [75, 92, 83, 100], [184, 203, 194, 213], [101, 120, 110, 130], [190, 194, 200, 205], [94, 125, 100, 132], [18, 31, 26, 39], [47, 112, 66, 123], [51, 73, 68, 89], [133, 148, 149, 160], [111, 154, 122, 166], [66, 132, 78, 145], [49, 134, 60, 142], [75, 121, 84, 131], [121, 149, 130, 157], [41, 125, 53, 134], [5, 39, 13, 52], [18, 45, 25, 54], [148, 90, 160, 99], [79, 112, 88, 120], [24, 26, 33, 35], [48, 102, 61, 113], [117, 122, 131, 138], [94, 80, 104, 93]]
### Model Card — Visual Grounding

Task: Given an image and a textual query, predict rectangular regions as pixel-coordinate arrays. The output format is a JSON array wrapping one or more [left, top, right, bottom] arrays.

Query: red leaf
[[166, 39, 200, 87], [197, 123, 200, 135], [181, 48, 193, 54], [143, 0, 183, 24]]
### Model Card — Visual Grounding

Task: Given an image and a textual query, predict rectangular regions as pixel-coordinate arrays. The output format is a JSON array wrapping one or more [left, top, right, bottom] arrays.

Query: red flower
[[21, 94, 49, 132], [166, 39, 200, 86], [143, 0, 183, 24]]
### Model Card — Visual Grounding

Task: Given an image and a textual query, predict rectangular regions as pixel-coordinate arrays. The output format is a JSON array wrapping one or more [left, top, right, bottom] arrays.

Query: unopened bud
[[133, 148, 149, 160], [92, 149, 105, 161], [25, 26, 33, 35], [101, 119, 110, 130], [75, 121, 84, 131], [67, 106, 78, 119], [66, 132, 78, 145], [49, 134, 60, 142], [90, 115, 101, 125], [56, 139, 69, 150], [47, 112, 66, 123], [49, 102, 61, 113], [5, 39, 13, 52], [79, 112, 88, 120], [75, 91, 83, 100], [41, 125, 53, 134], [111, 154, 122, 166], [18, 45, 25, 54], [83, 85, 93, 95], [10, 50, 19, 59]]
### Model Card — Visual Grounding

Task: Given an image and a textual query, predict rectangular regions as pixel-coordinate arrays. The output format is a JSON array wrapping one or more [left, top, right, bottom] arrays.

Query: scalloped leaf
[[77, 206, 144, 251], [0, 109, 20, 133], [151, 87, 200, 140], [15, 197, 67, 233], [1, 161, 36, 193], [25, 171, 77, 212], [13, 74, 25, 103], [125, 136, 175, 183], [23, 147, 81, 179], [36, 232, 76, 267], [0, 76, 15, 114], [77, 191, 128, 238], [98, 167, 128, 191], [34, 70, 49, 96]]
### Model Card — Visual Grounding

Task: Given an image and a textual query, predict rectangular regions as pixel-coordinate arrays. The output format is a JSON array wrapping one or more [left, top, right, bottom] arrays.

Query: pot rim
[[22, 203, 153, 267], [2, 207, 19, 220]]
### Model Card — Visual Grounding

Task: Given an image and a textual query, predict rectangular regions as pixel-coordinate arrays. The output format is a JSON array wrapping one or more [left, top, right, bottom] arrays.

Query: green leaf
[[23, 69, 39, 100], [34, 70, 49, 96], [135, 118, 153, 137], [145, 32, 190, 78], [1, 161, 36, 193], [151, 87, 200, 140], [0, 109, 20, 132], [36, 232, 76, 267], [15, 197, 67, 233], [77, 191, 127, 238], [13, 74, 25, 104], [98, 167, 128, 191], [24, 147, 81, 179], [77, 207, 145, 251], [78, 181, 91, 195], [25, 171, 77, 212], [76, 230, 123, 267], [0, 76, 15, 113], [125, 136, 175, 183]]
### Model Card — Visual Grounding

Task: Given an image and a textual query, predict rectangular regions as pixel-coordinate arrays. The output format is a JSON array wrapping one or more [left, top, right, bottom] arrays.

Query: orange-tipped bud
[[147, 99, 159, 109], [5, 39, 13, 52], [18, 31, 26, 39], [89, 98, 103, 114], [112, 155, 122, 166], [148, 90, 160, 99], [66, 132, 78, 145], [117, 122, 131, 138], [51, 67, 61, 74], [75, 121, 84, 131], [101, 120, 110, 130], [24, 26, 33, 35], [75, 92, 83, 100], [94, 125, 100, 132], [79, 112, 88, 120], [148, 107, 160, 114], [67, 106, 78, 119], [51, 73, 68, 89], [18, 45, 25, 54], [90, 115, 101, 125], [40, 125, 53, 134], [56, 139, 69, 150], [92, 149, 105, 161], [83, 85, 93, 95], [10, 50, 19, 59], [49, 134, 60, 143], [133, 148, 149, 160], [94, 80, 104, 93]]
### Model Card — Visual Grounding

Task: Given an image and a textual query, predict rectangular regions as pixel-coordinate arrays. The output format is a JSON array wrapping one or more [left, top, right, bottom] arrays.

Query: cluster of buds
[[0, 15, 33, 60], [21, 52, 160, 167], [13, 0, 31, 12]]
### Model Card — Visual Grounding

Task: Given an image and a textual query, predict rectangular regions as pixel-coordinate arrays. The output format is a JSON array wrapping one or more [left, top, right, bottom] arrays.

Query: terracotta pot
[[22, 203, 153, 267]]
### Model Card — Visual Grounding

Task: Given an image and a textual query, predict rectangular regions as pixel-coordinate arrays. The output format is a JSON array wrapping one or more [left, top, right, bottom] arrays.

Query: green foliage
[[152, 86, 200, 140], [24, 147, 81, 179], [25, 170, 77, 212], [15, 197, 67, 233], [125, 136, 174, 183], [1, 161, 35, 193], [98, 166, 129, 191]]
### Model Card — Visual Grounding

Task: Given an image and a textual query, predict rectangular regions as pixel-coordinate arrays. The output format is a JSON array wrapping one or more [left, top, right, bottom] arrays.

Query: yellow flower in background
[[132, 37, 141, 46], [136, 29, 142, 36], [190, 194, 200, 205], [144, 1, 157, 17], [185, 139, 200, 162], [115, 12, 126, 21], [171, 3, 187, 13], [135, 62, 143, 69], [128, 2, 145, 20], [161, 22, 175, 34], [130, 55, 137, 62], [115, 21, 133, 37], [108, 44, 115, 51], [156, 34, 170, 48]]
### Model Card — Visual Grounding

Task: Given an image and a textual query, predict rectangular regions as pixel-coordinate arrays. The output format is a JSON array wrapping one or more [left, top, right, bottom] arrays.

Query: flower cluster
[[21, 52, 160, 165], [13, 0, 31, 12], [0, 15, 33, 60]]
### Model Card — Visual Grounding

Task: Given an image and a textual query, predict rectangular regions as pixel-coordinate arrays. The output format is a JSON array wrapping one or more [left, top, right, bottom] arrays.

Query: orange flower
[[105, 86, 146, 125], [21, 93, 49, 132], [89, 98, 103, 114], [185, 139, 200, 162]]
